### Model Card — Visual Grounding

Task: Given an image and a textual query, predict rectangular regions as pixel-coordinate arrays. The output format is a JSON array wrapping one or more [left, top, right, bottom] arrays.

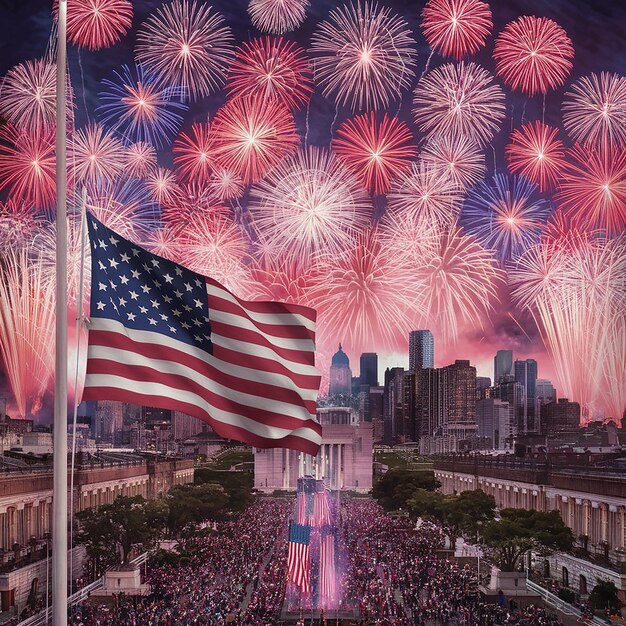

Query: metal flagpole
[[53, 1, 69, 624]]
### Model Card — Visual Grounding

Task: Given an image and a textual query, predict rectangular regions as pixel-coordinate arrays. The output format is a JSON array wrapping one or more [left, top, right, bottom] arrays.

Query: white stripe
[[207, 283, 316, 332], [84, 373, 322, 445], [210, 309, 315, 352], [211, 332, 317, 375], [88, 343, 318, 416], [89, 317, 319, 377]]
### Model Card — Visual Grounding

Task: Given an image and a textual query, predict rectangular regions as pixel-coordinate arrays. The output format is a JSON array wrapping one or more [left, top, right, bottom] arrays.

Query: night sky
[[0, 0, 625, 418]]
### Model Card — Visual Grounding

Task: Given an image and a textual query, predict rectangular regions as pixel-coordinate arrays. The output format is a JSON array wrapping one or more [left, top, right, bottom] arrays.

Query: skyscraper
[[536, 379, 557, 405], [493, 376, 524, 438], [476, 398, 513, 449], [329, 344, 352, 396], [494, 350, 513, 384], [359, 353, 378, 386], [514, 359, 539, 434], [476, 377, 492, 401], [383, 367, 405, 445], [409, 330, 434, 371], [443, 360, 478, 441], [541, 398, 581, 434]]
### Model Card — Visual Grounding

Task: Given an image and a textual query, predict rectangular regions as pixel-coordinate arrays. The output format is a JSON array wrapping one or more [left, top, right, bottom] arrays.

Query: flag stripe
[[207, 280, 316, 328], [81, 385, 321, 454], [207, 299, 315, 342], [82, 376, 322, 444], [86, 357, 319, 427], [87, 338, 318, 409]]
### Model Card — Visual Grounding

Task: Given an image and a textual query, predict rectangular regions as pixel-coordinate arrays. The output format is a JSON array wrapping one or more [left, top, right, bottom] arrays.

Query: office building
[[359, 353, 378, 387], [383, 367, 405, 445], [536, 379, 557, 405], [514, 359, 539, 434], [541, 398, 581, 434], [443, 359, 478, 441], [476, 376, 492, 400], [494, 350, 513, 385], [409, 330, 434, 371], [493, 377, 525, 438], [94, 400, 124, 445], [476, 398, 513, 449]]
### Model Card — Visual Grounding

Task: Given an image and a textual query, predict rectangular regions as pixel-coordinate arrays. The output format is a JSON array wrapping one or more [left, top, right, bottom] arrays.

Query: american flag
[[82, 213, 322, 455], [313, 480, 331, 528], [319, 526, 336, 606], [296, 477, 316, 525], [287, 522, 311, 595]]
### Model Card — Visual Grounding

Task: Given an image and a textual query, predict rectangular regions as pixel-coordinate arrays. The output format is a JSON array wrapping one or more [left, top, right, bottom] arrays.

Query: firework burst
[[227, 37, 313, 111], [247, 257, 314, 305], [248, 0, 309, 34], [54, 0, 133, 51], [562, 72, 626, 149], [0, 124, 56, 211], [0, 59, 72, 132], [310, 1, 417, 111], [162, 182, 230, 232], [145, 167, 181, 207], [144, 225, 183, 263], [387, 160, 463, 226], [211, 96, 298, 184], [249, 146, 372, 266], [135, 0, 234, 101], [421, 0, 492, 60], [510, 233, 626, 419], [461, 173, 552, 263], [0, 249, 55, 417], [69, 124, 126, 186], [556, 143, 626, 235], [309, 228, 423, 355], [172, 122, 217, 184], [420, 224, 502, 343], [125, 142, 157, 179], [493, 16, 573, 96], [413, 61, 506, 146], [209, 168, 245, 201], [333, 113, 416, 195], [0, 200, 41, 254], [506, 121, 566, 192], [97, 64, 188, 147], [421, 134, 485, 189], [180, 213, 251, 296]]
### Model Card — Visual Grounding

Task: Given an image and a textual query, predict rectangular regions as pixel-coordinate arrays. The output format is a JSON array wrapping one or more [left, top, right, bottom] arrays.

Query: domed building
[[329, 343, 352, 396]]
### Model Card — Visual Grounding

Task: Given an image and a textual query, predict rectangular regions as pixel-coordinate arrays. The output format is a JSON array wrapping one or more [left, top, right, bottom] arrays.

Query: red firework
[[145, 226, 183, 262], [0, 125, 56, 211], [125, 142, 157, 178], [227, 37, 313, 111], [69, 124, 126, 185], [557, 144, 626, 235], [0, 200, 41, 253], [333, 113, 416, 195], [54, 0, 133, 51], [506, 121, 567, 192], [421, 0, 492, 60], [162, 182, 230, 232], [173, 122, 217, 184], [145, 167, 181, 208], [209, 168, 245, 201], [211, 96, 299, 184], [248, 0, 309, 35], [247, 258, 314, 305], [493, 16, 574, 96]]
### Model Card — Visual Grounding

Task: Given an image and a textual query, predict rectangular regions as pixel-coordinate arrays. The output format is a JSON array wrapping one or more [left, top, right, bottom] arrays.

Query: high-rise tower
[[409, 330, 434, 371]]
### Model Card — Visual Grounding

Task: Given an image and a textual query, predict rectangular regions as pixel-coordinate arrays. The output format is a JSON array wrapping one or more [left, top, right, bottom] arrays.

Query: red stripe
[[211, 321, 315, 367], [89, 329, 320, 392], [207, 277, 317, 322], [81, 386, 321, 455], [210, 295, 315, 341], [86, 358, 320, 431]]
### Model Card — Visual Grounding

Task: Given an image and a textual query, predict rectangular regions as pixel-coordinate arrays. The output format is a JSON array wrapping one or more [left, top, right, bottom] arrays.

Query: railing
[[17, 552, 149, 626], [526, 579, 607, 625]]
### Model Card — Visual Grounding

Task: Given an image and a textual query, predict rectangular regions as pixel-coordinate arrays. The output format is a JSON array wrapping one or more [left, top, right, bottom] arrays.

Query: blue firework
[[460, 173, 553, 263], [97, 64, 188, 147]]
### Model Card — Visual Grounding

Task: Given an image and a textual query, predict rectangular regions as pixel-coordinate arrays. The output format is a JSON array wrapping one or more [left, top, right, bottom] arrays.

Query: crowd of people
[[69, 497, 574, 625]]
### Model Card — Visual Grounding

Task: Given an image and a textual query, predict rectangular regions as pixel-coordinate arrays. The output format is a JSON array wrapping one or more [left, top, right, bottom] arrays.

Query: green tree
[[406, 489, 444, 521], [194, 468, 254, 512], [589, 580, 621, 612], [481, 509, 573, 572], [76, 496, 158, 574], [166, 483, 230, 537], [440, 490, 497, 546], [372, 469, 440, 512]]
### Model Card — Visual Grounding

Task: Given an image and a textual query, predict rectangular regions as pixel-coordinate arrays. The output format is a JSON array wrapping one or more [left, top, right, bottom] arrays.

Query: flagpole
[[53, 1, 69, 624]]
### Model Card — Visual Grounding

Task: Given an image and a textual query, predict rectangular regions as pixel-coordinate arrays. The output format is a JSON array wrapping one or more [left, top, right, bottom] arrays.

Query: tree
[[589, 580, 621, 613], [440, 490, 496, 547], [481, 509, 573, 572], [406, 489, 444, 521], [76, 496, 159, 573], [166, 483, 230, 537], [372, 469, 440, 512]]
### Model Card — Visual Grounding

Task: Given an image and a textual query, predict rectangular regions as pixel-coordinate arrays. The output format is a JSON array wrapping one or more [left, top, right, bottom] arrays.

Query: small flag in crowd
[[287, 523, 311, 595], [82, 213, 322, 455]]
